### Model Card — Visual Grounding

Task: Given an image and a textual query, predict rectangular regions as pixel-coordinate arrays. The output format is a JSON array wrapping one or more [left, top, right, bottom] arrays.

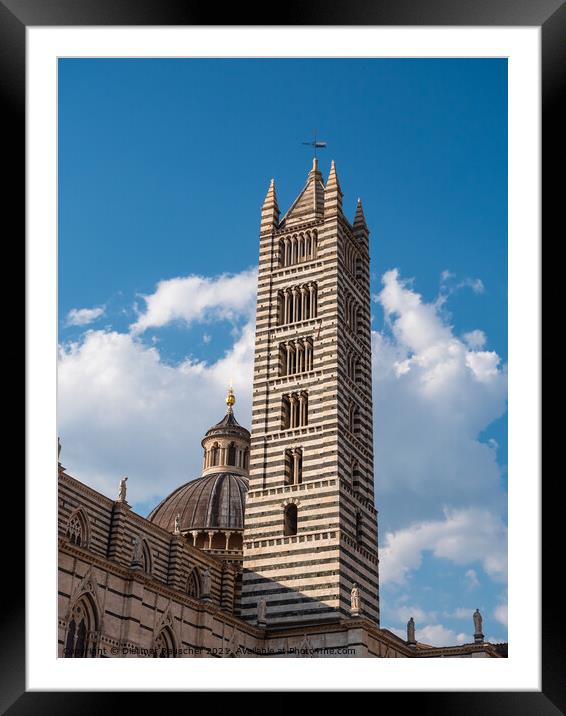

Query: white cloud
[[389, 622, 471, 647], [461, 277, 485, 295], [417, 624, 470, 647], [465, 569, 480, 590], [65, 305, 105, 327], [444, 607, 478, 620], [130, 268, 257, 333], [58, 268, 257, 508], [390, 604, 438, 625], [379, 507, 507, 587], [463, 329, 486, 350], [373, 269, 507, 528], [494, 602, 508, 627]]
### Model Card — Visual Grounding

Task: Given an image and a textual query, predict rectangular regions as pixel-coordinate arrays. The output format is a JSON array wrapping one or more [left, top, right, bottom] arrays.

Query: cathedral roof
[[279, 157, 325, 228], [202, 387, 250, 442], [147, 472, 248, 533], [203, 409, 250, 441]]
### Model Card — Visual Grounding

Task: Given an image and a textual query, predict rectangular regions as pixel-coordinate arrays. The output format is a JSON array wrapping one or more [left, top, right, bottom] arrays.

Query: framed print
[[8, 0, 558, 709]]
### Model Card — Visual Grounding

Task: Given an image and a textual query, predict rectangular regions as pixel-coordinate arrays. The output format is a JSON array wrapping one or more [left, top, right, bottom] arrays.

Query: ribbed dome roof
[[147, 472, 248, 533]]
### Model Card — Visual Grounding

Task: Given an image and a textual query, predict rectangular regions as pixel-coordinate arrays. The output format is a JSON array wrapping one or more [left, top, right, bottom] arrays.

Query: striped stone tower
[[241, 158, 380, 629]]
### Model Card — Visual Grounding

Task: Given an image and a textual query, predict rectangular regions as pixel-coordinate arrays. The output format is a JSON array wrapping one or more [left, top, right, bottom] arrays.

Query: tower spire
[[260, 178, 280, 231], [353, 197, 369, 244], [324, 159, 343, 215]]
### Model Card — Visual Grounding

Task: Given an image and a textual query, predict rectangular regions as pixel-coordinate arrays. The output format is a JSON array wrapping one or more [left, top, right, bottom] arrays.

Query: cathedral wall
[[58, 543, 263, 657], [57, 472, 502, 658], [58, 471, 251, 657]]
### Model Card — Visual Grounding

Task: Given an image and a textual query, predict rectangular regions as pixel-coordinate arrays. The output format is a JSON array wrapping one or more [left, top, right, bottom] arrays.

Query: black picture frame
[[10, 0, 556, 709]]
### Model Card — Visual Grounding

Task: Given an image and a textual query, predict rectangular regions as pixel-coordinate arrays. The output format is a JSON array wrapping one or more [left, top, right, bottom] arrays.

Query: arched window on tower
[[283, 503, 298, 536], [284, 449, 293, 485], [311, 230, 318, 259], [64, 593, 98, 658], [281, 394, 291, 430], [279, 342, 287, 376], [351, 458, 360, 490], [277, 290, 285, 325], [284, 448, 303, 485], [349, 403, 360, 435], [292, 448, 302, 484]]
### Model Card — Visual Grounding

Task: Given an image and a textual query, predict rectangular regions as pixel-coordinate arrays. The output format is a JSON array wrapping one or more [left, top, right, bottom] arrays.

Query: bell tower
[[241, 159, 380, 628]]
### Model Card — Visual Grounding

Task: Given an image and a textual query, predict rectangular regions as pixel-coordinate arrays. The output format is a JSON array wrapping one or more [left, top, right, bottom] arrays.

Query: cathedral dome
[[148, 388, 250, 538], [203, 408, 250, 441], [147, 471, 248, 533]]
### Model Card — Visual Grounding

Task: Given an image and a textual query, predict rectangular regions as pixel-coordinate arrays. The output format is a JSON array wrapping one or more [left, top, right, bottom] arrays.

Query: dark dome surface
[[203, 410, 251, 441], [147, 472, 248, 532]]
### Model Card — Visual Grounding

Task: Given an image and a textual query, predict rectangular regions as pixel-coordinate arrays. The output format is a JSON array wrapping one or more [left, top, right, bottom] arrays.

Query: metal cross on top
[[302, 130, 327, 158]]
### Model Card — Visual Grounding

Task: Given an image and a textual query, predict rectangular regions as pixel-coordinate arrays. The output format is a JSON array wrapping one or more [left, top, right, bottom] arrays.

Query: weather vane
[[302, 130, 327, 158]]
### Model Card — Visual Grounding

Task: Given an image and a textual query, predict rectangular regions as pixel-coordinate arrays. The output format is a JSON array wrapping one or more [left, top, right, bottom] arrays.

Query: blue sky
[[58, 58, 508, 646]]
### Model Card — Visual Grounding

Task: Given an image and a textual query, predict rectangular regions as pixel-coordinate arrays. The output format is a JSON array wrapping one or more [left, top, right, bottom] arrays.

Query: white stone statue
[[174, 514, 181, 535], [202, 568, 211, 597], [350, 583, 360, 614], [407, 617, 416, 644], [117, 476, 128, 502], [473, 608, 483, 635], [257, 598, 267, 625]]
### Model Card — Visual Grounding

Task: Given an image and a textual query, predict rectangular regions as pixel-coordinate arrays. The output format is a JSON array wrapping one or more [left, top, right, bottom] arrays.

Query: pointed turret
[[279, 159, 325, 228], [260, 178, 280, 232], [324, 160, 343, 216], [353, 197, 369, 245]]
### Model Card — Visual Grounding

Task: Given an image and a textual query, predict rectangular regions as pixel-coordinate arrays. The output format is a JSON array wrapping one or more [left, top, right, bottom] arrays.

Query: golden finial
[[226, 385, 236, 410]]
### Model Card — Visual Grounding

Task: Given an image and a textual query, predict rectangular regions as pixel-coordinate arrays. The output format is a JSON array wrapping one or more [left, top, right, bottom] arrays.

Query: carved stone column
[[308, 284, 315, 319], [290, 395, 298, 428], [225, 531, 232, 550]]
